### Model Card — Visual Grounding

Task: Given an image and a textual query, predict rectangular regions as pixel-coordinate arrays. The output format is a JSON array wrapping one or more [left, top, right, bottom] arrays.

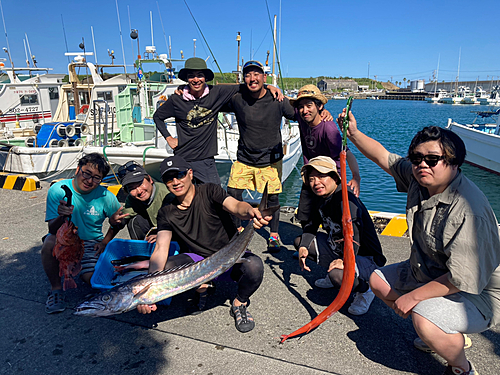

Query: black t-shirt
[[153, 84, 240, 161], [300, 185, 386, 267], [225, 89, 296, 166], [157, 183, 237, 258]]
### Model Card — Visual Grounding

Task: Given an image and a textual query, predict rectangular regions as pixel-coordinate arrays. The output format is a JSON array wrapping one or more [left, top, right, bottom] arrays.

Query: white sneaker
[[348, 288, 375, 315], [314, 276, 334, 288]]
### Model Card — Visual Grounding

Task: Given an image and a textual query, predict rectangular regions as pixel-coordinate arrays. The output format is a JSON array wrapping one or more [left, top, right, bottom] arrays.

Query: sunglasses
[[408, 153, 444, 167], [118, 161, 141, 180], [163, 170, 188, 184], [80, 169, 102, 184]]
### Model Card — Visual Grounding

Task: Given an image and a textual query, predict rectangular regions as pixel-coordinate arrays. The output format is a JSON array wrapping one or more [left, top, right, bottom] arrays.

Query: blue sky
[[1, 0, 499, 84]]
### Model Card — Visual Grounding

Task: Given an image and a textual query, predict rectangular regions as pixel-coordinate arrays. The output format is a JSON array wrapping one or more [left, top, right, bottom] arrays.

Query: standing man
[[225, 60, 296, 252], [42, 153, 122, 314], [291, 85, 361, 255], [153, 57, 241, 184], [344, 111, 500, 375], [112, 160, 175, 242], [294, 156, 385, 315], [137, 155, 273, 334]]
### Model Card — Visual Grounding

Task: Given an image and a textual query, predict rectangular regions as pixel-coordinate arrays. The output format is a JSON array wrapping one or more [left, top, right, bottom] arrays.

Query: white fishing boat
[[426, 89, 448, 103], [478, 86, 500, 106], [446, 109, 500, 174], [0, 65, 64, 138]]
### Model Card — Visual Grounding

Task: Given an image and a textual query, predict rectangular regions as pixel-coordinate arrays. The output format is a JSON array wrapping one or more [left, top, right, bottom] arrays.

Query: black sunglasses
[[408, 153, 444, 167], [163, 170, 188, 184], [118, 161, 141, 180]]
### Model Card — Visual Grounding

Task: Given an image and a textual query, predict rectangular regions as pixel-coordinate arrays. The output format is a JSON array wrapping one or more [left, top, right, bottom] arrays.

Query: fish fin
[[134, 283, 153, 298], [258, 182, 280, 215]]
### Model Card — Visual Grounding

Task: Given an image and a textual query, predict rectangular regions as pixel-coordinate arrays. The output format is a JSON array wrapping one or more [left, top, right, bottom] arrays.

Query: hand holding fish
[[57, 199, 74, 217], [337, 109, 359, 138], [109, 207, 130, 227], [137, 303, 158, 314], [298, 246, 310, 272], [250, 207, 272, 230]]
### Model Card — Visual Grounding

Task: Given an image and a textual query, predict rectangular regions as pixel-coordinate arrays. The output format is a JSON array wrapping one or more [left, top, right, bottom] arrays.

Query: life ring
[[79, 104, 89, 114]]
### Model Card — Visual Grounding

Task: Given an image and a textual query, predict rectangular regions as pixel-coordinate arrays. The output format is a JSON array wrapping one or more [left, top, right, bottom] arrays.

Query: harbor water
[[280, 99, 500, 220]]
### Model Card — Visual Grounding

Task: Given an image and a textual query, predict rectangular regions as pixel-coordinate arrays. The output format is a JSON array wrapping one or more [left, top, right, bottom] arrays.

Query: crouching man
[[294, 156, 386, 315], [136, 155, 273, 333]]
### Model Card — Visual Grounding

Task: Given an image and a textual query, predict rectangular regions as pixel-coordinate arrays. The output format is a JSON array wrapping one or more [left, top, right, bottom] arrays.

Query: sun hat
[[160, 155, 191, 179], [178, 57, 214, 82], [119, 161, 149, 187], [301, 156, 340, 183], [290, 84, 328, 106], [242, 60, 265, 74]]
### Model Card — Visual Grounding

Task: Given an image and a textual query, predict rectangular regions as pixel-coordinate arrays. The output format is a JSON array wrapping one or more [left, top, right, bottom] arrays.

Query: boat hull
[[447, 121, 500, 174]]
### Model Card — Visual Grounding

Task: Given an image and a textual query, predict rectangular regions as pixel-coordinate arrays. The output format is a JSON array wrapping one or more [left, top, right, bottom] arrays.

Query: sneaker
[[188, 283, 216, 316], [442, 361, 477, 375], [348, 288, 375, 315], [315, 275, 335, 289], [267, 235, 281, 253], [414, 334, 472, 353], [230, 301, 255, 333], [45, 290, 66, 314]]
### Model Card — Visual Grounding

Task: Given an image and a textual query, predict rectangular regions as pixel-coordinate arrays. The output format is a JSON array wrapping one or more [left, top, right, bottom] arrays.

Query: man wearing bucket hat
[[153, 58, 282, 185], [153, 57, 240, 185], [136, 155, 274, 333], [109, 160, 175, 242], [293, 156, 385, 315], [291, 84, 361, 232], [224, 60, 298, 252]]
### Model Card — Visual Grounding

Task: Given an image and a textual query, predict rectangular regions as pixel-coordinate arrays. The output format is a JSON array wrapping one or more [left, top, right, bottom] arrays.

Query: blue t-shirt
[[45, 179, 121, 241]]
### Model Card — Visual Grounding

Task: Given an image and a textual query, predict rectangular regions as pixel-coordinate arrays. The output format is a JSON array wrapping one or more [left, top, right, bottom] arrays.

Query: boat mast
[[272, 15, 277, 86], [434, 54, 440, 96]]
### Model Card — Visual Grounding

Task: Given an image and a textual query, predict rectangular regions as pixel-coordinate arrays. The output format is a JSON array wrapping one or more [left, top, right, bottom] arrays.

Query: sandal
[[230, 300, 255, 333], [189, 282, 216, 315], [45, 290, 66, 314]]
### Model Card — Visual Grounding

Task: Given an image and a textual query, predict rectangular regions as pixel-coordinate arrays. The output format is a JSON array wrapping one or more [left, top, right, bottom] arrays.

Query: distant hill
[[381, 81, 398, 91]]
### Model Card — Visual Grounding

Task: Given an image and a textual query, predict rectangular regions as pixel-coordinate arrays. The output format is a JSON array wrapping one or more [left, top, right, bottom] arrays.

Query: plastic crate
[[91, 239, 179, 305]]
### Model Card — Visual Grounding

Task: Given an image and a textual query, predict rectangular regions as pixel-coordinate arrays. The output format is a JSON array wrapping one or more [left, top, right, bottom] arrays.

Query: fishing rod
[[183, 0, 227, 82], [264, 0, 284, 89]]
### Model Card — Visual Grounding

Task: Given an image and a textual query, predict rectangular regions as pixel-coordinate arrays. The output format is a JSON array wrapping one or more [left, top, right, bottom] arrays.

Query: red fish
[[280, 150, 356, 343], [53, 220, 84, 290]]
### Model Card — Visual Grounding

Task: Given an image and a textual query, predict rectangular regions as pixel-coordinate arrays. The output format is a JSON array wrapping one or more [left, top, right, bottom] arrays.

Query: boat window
[[97, 91, 113, 102], [20, 94, 39, 105], [148, 91, 159, 106], [79, 91, 90, 105], [117, 85, 127, 93], [49, 87, 59, 100]]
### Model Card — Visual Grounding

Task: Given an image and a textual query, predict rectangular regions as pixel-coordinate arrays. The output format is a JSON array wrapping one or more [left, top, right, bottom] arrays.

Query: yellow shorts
[[227, 160, 282, 194]]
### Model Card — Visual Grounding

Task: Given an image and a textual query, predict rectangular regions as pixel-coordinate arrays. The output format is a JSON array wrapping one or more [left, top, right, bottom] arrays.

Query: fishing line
[[183, 0, 227, 82]]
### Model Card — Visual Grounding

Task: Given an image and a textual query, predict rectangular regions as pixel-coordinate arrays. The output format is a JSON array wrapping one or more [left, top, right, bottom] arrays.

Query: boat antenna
[[156, 1, 170, 57], [23, 39, 30, 67], [25, 33, 36, 67], [0, 0, 14, 74], [114, 0, 128, 77], [265, 0, 284, 89], [183, 0, 226, 82], [60, 14, 70, 63], [150, 11, 154, 47], [91, 26, 98, 64]]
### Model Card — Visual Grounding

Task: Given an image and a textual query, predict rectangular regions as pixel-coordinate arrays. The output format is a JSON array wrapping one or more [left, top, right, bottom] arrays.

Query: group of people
[[40, 57, 500, 375]]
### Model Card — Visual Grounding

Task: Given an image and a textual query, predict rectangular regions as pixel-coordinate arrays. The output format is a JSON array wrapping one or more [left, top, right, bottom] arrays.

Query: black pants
[[227, 186, 280, 233], [295, 183, 322, 227], [164, 252, 264, 304], [127, 215, 152, 240], [190, 157, 221, 185]]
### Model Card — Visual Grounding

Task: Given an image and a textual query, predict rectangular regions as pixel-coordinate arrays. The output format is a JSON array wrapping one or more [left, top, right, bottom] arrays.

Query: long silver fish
[[74, 184, 278, 317]]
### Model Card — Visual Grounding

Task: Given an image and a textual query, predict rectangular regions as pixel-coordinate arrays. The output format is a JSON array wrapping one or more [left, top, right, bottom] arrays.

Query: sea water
[[280, 100, 500, 220]]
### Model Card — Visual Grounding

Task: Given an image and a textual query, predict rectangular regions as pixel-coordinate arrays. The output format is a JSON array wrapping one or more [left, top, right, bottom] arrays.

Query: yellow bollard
[[15, 113, 20, 128]]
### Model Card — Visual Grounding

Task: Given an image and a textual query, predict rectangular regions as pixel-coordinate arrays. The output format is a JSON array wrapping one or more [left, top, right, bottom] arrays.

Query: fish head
[[73, 287, 135, 317]]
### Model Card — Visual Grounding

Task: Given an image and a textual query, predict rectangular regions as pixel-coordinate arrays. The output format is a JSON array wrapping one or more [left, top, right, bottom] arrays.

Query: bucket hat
[[178, 57, 214, 82], [301, 156, 340, 183], [290, 84, 328, 106]]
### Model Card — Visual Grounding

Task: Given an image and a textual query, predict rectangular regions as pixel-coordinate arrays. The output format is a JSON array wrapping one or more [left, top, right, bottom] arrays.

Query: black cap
[[120, 163, 148, 187], [160, 156, 191, 179]]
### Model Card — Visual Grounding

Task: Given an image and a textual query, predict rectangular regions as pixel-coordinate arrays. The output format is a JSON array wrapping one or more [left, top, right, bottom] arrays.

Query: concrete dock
[[1, 182, 499, 375]]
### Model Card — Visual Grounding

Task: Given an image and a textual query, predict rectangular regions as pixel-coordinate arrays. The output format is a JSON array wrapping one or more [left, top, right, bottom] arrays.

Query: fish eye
[[102, 295, 111, 302]]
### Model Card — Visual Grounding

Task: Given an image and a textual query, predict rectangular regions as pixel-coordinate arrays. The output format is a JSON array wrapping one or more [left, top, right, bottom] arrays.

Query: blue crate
[[91, 238, 179, 306]]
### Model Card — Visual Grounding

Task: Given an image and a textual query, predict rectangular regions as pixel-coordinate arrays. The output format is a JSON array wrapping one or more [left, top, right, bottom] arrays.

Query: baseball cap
[[118, 161, 149, 187], [160, 155, 191, 179], [301, 156, 340, 183], [242, 60, 265, 74]]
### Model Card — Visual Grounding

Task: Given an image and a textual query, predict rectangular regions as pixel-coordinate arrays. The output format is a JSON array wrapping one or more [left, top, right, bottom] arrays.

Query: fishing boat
[[0, 65, 65, 142], [478, 85, 500, 106], [446, 109, 500, 174], [425, 89, 448, 104]]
